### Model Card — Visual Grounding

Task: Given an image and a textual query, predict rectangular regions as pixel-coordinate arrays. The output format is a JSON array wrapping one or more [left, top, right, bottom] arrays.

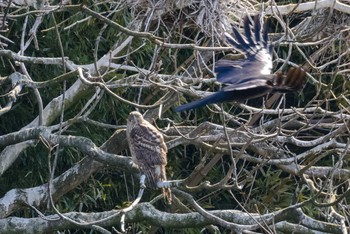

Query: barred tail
[[160, 166, 172, 204], [273, 67, 306, 92], [163, 187, 172, 204]]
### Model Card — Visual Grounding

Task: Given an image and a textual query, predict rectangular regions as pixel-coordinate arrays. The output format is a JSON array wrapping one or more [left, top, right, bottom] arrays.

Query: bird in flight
[[126, 111, 172, 204], [175, 14, 306, 112]]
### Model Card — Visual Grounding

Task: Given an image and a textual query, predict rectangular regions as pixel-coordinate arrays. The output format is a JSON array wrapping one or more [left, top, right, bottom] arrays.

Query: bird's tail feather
[[163, 188, 172, 204], [273, 67, 306, 92]]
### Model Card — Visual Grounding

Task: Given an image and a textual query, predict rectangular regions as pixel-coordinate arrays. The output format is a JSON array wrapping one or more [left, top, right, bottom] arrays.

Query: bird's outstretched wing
[[175, 14, 306, 112], [216, 15, 273, 85]]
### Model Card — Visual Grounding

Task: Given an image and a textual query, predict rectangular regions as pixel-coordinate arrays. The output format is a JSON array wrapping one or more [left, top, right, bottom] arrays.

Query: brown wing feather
[[129, 123, 167, 165]]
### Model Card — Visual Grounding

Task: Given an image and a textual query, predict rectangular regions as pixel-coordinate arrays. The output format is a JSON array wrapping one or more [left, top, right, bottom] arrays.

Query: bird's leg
[[140, 174, 146, 189]]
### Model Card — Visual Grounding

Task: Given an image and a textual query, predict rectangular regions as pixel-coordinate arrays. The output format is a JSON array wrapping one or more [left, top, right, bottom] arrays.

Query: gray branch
[[0, 203, 343, 233]]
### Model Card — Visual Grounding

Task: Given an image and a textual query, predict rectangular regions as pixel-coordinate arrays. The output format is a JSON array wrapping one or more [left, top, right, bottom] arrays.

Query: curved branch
[[0, 50, 68, 65]]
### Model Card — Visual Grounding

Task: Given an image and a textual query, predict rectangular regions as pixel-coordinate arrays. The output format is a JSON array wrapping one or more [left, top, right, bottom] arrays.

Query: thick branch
[[0, 203, 343, 233]]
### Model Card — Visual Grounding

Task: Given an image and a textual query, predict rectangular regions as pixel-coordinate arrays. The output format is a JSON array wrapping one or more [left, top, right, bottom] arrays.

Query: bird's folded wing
[[130, 125, 166, 165]]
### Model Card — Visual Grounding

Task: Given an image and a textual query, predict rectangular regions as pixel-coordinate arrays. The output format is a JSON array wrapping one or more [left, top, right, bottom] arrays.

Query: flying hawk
[[175, 14, 306, 112], [126, 111, 172, 203]]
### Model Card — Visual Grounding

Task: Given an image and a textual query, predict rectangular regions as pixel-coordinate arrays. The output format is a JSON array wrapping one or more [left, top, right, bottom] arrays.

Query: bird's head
[[128, 111, 144, 125]]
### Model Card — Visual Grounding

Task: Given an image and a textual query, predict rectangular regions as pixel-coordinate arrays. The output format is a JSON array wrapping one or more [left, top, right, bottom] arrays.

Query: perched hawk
[[175, 14, 306, 112], [126, 111, 172, 203]]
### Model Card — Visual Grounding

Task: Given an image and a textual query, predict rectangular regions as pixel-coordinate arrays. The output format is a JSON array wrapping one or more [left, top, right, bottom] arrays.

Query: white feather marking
[[260, 53, 272, 75], [154, 166, 162, 176]]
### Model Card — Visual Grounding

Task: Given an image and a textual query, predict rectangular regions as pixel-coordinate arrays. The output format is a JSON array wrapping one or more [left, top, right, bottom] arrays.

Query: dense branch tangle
[[0, 0, 349, 233]]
